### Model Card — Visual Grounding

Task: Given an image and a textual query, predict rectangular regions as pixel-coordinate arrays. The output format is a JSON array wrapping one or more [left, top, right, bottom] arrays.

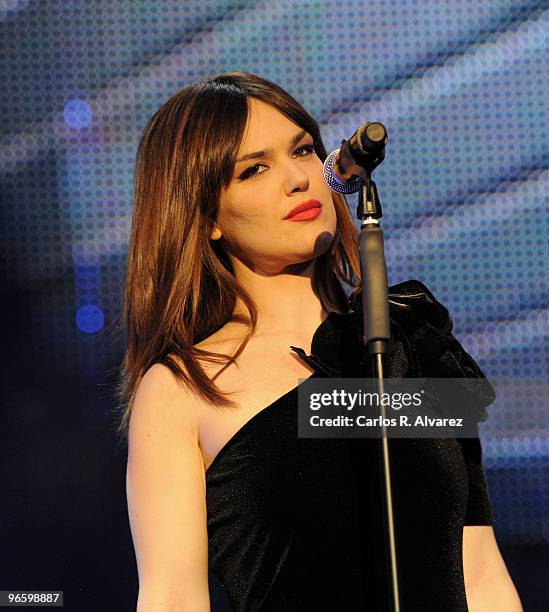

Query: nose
[[283, 160, 309, 195]]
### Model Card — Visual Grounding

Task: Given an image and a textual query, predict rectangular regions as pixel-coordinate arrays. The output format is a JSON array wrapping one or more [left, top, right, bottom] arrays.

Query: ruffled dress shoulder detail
[[291, 278, 496, 422]]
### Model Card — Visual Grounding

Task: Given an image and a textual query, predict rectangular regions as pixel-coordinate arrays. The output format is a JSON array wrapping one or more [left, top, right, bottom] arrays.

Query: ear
[[210, 226, 222, 241]]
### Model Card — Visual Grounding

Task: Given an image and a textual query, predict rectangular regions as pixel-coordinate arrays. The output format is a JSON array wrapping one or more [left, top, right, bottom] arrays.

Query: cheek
[[322, 195, 340, 237], [312, 160, 335, 196], [217, 199, 267, 244], [329, 199, 339, 230]]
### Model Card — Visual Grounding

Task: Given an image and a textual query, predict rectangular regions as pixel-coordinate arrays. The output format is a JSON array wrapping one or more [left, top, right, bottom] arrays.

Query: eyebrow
[[235, 129, 310, 163]]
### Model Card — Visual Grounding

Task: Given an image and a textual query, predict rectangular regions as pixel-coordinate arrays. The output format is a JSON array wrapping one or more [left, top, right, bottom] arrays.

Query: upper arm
[[126, 363, 210, 610]]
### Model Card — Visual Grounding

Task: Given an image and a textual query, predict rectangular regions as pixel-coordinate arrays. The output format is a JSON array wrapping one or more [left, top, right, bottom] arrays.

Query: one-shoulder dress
[[205, 279, 496, 611]]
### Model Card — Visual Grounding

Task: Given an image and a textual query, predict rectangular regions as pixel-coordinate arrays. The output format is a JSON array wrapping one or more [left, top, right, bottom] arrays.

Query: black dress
[[205, 280, 496, 611]]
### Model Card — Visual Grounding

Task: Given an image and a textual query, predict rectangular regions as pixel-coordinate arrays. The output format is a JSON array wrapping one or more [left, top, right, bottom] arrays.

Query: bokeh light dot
[[64, 99, 93, 129], [76, 305, 105, 334]]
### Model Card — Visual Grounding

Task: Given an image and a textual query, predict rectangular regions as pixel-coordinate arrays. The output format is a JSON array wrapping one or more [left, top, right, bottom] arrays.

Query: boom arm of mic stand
[[358, 177, 401, 612]]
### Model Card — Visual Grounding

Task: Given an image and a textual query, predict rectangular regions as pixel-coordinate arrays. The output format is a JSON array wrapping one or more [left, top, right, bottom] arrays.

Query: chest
[[197, 342, 315, 472]]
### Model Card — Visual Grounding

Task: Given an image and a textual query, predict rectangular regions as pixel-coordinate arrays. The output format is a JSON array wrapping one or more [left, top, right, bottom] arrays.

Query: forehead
[[239, 98, 303, 150]]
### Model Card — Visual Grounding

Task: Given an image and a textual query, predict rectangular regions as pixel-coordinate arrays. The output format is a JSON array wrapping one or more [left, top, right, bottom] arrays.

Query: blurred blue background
[[0, 0, 547, 610]]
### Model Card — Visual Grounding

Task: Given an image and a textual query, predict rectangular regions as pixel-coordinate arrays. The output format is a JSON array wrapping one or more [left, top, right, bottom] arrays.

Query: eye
[[293, 144, 315, 157], [238, 144, 315, 181], [239, 163, 267, 181]]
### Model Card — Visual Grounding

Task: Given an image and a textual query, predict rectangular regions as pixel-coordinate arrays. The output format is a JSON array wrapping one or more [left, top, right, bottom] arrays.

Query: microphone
[[323, 122, 388, 193]]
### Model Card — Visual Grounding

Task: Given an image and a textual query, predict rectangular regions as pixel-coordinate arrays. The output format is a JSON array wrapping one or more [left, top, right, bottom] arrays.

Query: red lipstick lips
[[283, 199, 322, 220]]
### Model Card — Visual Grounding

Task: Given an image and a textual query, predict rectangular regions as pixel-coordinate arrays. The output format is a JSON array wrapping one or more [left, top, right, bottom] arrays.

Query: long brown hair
[[114, 72, 361, 442]]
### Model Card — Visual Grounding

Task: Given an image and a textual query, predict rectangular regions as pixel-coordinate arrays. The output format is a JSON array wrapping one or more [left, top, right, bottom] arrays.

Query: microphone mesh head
[[322, 149, 364, 194]]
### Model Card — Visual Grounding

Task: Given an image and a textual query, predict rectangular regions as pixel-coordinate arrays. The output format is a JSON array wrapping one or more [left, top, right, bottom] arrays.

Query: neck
[[229, 257, 342, 338]]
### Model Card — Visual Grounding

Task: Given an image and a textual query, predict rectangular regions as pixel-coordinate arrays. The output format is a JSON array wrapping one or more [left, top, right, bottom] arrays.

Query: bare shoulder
[[129, 361, 206, 439], [143, 361, 196, 403]]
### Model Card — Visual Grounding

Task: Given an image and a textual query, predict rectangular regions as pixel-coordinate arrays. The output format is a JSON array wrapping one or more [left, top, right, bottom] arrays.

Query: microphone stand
[[357, 175, 401, 612]]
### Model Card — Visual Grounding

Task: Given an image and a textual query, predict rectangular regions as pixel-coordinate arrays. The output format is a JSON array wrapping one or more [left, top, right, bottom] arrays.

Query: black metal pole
[[358, 176, 400, 612]]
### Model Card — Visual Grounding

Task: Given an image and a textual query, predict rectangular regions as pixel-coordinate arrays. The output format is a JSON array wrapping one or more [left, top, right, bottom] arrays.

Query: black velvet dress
[[205, 280, 496, 611]]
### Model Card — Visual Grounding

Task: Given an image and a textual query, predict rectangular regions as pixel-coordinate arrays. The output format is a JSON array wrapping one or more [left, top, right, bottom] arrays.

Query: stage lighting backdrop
[[0, 0, 547, 546]]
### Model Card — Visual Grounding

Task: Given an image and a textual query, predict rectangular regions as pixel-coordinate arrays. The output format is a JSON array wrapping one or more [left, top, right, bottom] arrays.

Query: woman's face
[[213, 98, 338, 274]]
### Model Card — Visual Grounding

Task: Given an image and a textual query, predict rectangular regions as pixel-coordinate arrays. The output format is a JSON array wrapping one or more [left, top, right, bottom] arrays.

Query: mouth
[[283, 199, 322, 220]]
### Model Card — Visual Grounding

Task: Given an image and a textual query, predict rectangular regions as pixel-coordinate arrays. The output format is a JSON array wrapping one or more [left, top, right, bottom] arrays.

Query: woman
[[117, 72, 522, 611]]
